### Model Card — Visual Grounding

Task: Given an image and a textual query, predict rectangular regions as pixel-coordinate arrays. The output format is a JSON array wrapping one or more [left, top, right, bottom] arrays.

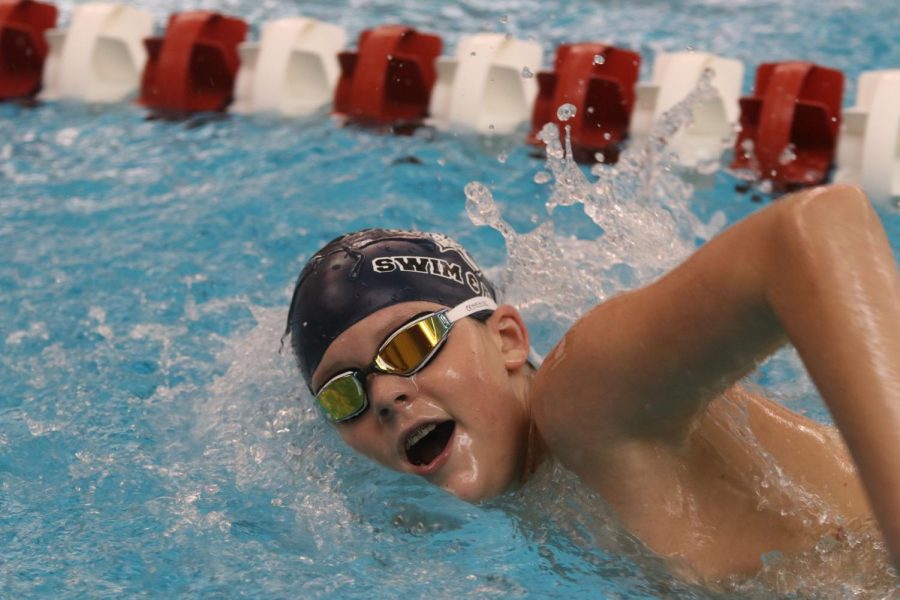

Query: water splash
[[465, 78, 898, 594], [465, 75, 726, 345]]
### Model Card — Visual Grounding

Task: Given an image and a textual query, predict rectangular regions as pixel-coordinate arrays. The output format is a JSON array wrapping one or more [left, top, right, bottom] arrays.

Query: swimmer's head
[[286, 228, 498, 388]]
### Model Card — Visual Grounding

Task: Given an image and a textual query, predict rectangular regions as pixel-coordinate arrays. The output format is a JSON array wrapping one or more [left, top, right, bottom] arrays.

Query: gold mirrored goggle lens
[[374, 313, 452, 374], [315, 311, 455, 423], [315, 373, 366, 422]]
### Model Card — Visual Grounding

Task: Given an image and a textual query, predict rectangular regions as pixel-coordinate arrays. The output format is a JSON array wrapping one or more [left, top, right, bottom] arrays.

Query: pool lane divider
[[138, 11, 247, 115], [40, 4, 154, 103], [631, 51, 744, 169], [333, 25, 442, 128], [1, 0, 898, 205], [835, 70, 900, 203], [428, 33, 542, 135], [0, 0, 56, 100], [232, 17, 346, 117], [527, 43, 641, 164], [731, 61, 844, 189]]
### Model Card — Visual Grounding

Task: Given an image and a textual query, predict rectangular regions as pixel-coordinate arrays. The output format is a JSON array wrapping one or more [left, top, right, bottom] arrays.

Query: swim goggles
[[314, 296, 498, 423]]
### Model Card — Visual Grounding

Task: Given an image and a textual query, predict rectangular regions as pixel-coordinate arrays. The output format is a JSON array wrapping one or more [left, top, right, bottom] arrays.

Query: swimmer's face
[[311, 301, 534, 502]]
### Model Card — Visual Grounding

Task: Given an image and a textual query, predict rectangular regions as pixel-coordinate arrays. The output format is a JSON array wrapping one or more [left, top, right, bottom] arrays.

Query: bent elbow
[[777, 184, 881, 262]]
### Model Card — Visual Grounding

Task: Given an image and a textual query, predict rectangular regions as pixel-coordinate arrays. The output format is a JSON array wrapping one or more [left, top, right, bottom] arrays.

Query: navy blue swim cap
[[286, 229, 498, 388]]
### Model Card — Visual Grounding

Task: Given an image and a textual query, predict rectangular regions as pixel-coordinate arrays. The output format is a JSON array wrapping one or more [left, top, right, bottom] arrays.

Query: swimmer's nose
[[367, 374, 414, 423]]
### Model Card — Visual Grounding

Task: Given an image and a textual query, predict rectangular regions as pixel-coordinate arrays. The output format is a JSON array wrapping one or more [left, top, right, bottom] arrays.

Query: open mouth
[[404, 420, 455, 467]]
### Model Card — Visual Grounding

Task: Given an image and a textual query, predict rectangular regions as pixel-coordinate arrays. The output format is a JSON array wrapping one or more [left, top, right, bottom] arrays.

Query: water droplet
[[499, 15, 508, 24], [533, 171, 551, 184], [556, 103, 577, 121], [521, 66, 534, 79], [778, 143, 796, 165], [758, 179, 774, 194], [592, 54, 605, 65], [464, 181, 503, 228], [603, 132, 612, 141], [593, 152, 605, 163], [695, 154, 720, 175], [497, 152, 508, 164]]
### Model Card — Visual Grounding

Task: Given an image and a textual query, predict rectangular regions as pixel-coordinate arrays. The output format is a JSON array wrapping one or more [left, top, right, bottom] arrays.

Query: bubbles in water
[[533, 171, 551, 184], [778, 143, 797, 165], [521, 66, 534, 79], [556, 103, 577, 122], [56, 127, 79, 147], [740, 138, 755, 157], [496, 152, 508, 164]]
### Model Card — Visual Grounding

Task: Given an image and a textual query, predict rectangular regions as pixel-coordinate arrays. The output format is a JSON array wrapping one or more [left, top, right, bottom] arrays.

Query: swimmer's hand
[[532, 184, 900, 569]]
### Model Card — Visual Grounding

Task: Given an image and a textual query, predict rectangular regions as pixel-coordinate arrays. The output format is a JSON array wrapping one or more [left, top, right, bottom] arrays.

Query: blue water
[[2, 0, 899, 597]]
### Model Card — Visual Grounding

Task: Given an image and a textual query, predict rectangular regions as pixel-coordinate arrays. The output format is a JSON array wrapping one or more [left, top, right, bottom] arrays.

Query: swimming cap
[[286, 229, 498, 388]]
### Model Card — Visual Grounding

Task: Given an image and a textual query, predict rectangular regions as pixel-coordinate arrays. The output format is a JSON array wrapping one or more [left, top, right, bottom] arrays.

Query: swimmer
[[285, 184, 900, 582]]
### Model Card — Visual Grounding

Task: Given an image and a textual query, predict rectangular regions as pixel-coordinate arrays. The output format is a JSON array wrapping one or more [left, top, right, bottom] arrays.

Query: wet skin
[[309, 185, 900, 579], [530, 184, 900, 578], [313, 301, 875, 580], [311, 301, 536, 503]]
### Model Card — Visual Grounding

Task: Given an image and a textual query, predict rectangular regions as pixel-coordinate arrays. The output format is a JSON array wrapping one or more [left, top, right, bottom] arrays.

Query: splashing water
[[466, 72, 726, 345], [465, 77, 898, 596]]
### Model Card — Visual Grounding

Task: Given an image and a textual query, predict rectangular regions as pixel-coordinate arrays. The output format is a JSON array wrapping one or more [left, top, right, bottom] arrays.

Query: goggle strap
[[445, 296, 497, 323], [528, 346, 544, 368]]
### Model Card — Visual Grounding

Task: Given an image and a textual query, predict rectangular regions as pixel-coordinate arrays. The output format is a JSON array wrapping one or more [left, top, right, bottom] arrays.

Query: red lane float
[[731, 61, 844, 187], [334, 25, 442, 127], [139, 11, 247, 114], [0, 0, 56, 100], [529, 43, 641, 163]]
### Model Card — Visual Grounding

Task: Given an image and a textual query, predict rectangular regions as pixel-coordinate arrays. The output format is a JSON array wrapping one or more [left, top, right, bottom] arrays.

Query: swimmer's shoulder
[[529, 295, 649, 474]]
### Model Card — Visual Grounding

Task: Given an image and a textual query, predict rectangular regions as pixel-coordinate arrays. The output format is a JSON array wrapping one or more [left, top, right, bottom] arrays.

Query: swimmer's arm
[[532, 185, 900, 565]]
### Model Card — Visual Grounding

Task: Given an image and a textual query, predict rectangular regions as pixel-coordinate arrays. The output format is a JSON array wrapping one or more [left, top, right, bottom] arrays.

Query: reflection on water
[[2, 0, 899, 595]]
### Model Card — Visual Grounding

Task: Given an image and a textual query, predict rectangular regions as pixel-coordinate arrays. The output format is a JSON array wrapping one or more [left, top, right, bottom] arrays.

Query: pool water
[[2, 0, 899, 597]]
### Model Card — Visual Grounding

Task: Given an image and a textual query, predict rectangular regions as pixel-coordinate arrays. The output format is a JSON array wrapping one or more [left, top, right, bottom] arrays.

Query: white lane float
[[233, 17, 347, 117], [40, 3, 153, 103], [631, 51, 744, 168], [429, 33, 542, 134], [835, 69, 900, 207]]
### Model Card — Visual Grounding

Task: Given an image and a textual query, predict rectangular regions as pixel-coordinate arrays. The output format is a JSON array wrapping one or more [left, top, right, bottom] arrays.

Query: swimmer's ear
[[485, 305, 531, 372]]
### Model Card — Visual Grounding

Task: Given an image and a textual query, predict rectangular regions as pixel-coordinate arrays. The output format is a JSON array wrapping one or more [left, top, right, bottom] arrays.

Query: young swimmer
[[285, 184, 900, 582]]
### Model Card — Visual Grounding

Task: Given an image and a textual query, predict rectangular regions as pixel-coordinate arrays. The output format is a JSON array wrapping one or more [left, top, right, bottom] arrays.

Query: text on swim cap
[[371, 256, 485, 294]]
